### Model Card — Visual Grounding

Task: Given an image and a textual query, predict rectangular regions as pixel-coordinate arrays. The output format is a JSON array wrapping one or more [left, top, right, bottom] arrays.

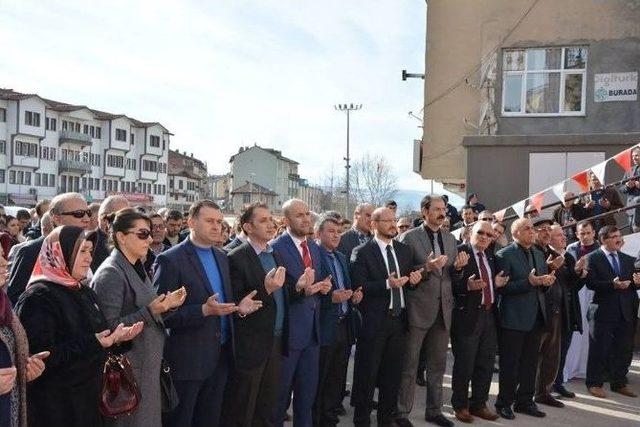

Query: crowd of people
[[0, 185, 636, 427]]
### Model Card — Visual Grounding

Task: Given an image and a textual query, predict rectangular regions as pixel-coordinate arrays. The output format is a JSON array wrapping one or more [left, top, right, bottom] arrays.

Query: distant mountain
[[393, 189, 465, 212]]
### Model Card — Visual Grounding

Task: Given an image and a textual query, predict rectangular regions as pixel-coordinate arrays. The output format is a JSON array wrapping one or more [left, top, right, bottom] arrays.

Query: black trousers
[[221, 339, 283, 427], [450, 309, 497, 411], [163, 345, 231, 427], [314, 319, 351, 427], [554, 325, 575, 388], [352, 313, 406, 426], [586, 319, 636, 390], [495, 326, 542, 409]]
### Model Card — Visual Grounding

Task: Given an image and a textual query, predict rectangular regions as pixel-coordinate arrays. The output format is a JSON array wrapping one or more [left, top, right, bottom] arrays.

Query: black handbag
[[160, 358, 179, 412]]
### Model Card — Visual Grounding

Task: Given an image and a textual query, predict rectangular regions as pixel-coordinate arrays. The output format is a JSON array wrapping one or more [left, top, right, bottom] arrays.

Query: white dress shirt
[[374, 236, 405, 309]]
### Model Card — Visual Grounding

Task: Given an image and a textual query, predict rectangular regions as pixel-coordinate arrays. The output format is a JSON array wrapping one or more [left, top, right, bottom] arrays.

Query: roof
[[230, 182, 277, 196], [0, 88, 172, 133], [228, 144, 299, 165]]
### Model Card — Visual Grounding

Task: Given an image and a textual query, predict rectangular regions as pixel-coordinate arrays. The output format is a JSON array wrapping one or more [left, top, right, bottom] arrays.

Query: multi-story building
[[208, 173, 231, 211], [416, 0, 640, 210], [0, 88, 170, 207], [167, 150, 208, 211], [298, 178, 324, 213]]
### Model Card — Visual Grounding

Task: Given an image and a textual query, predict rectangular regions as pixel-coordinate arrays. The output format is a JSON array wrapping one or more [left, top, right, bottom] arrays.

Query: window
[[130, 133, 135, 145], [62, 120, 68, 131], [9, 170, 15, 184], [75, 122, 80, 132], [15, 141, 38, 157], [96, 127, 102, 138], [243, 193, 251, 204], [89, 125, 95, 138], [150, 135, 160, 147], [0, 170, 4, 184], [0, 108, 5, 122], [25, 111, 41, 127], [35, 173, 41, 186], [143, 160, 158, 172], [502, 46, 587, 116], [49, 148, 56, 160], [45, 117, 57, 131], [0, 141, 5, 154], [50, 174, 55, 187], [83, 124, 89, 134], [107, 154, 124, 168], [178, 180, 183, 190], [42, 173, 48, 187], [115, 128, 127, 141]]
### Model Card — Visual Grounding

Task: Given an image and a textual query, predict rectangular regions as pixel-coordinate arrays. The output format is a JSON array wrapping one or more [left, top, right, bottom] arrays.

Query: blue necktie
[[610, 253, 621, 276], [328, 253, 347, 316]]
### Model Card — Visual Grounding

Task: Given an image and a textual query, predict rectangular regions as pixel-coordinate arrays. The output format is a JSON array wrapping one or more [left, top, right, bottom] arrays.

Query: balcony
[[58, 159, 92, 174], [59, 130, 92, 146]]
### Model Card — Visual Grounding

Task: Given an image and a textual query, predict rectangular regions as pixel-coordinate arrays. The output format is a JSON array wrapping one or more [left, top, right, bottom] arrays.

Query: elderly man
[[494, 218, 555, 420], [620, 148, 640, 232], [552, 192, 588, 243], [91, 195, 129, 271], [396, 195, 468, 427], [337, 203, 374, 261], [450, 221, 509, 423], [7, 192, 92, 303], [397, 217, 413, 235]]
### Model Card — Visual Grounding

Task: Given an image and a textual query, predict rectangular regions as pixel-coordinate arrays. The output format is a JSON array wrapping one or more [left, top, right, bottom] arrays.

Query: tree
[[349, 153, 398, 207]]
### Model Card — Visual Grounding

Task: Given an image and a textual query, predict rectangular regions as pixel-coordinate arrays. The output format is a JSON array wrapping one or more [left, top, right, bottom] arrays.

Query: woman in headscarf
[[92, 208, 186, 427], [15, 226, 144, 427], [0, 248, 47, 427]]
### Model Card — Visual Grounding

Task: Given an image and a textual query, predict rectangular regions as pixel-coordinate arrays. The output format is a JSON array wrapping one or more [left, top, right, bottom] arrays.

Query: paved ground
[[287, 351, 640, 427]]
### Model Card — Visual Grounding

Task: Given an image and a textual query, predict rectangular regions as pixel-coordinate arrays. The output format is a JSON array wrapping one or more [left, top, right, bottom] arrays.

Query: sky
[[0, 0, 431, 191]]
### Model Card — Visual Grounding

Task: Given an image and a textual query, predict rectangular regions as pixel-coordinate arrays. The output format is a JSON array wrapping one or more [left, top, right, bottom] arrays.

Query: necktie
[[477, 252, 492, 307], [432, 231, 442, 256], [610, 253, 621, 276], [386, 245, 401, 316], [300, 240, 312, 269], [328, 253, 347, 316]]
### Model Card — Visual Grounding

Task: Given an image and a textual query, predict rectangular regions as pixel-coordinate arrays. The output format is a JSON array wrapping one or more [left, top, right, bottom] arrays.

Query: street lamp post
[[334, 103, 362, 218]]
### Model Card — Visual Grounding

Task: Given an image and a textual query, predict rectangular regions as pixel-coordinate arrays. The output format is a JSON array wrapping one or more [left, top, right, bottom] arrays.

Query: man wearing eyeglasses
[[584, 225, 639, 399], [7, 192, 92, 303], [396, 217, 413, 236]]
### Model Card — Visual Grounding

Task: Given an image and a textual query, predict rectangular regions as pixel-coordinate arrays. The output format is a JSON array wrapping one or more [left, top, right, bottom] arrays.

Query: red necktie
[[300, 240, 312, 269], [477, 252, 492, 308]]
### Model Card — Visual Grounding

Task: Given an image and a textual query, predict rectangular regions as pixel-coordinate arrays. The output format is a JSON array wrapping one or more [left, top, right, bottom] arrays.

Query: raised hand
[[0, 367, 16, 395], [467, 273, 486, 291], [575, 256, 588, 273], [238, 290, 264, 316], [494, 270, 509, 288], [202, 293, 239, 316], [318, 276, 333, 295], [613, 276, 631, 290], [546, 254, 565, 271], [633, 272, 640, 286], [295, 267, 316, 293], [166, 286, 187, 310], [528, 269, 544, 287], [541, 270, 556, 287], [453, 251, 470, 270], [351, 287, 363, 304], [26, 352, 48, 382], [264, 266, 286, 294], [426, 251, 448, 272], [408, 268, 425, 286], [332, 289, 353, 304], [388, 272, 409, 288]]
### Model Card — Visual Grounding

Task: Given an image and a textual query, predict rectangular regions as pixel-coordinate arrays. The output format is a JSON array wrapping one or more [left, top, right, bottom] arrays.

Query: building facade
[[417, 0, 640, 210], [167, 150, 208, 212], [0, 88, 170, 207], [208, 173, 231, 211]]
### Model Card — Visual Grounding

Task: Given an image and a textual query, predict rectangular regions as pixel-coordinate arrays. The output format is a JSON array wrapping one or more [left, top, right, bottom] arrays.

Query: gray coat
[[397, 225, 459, 330], [91, 250, 165, 427]]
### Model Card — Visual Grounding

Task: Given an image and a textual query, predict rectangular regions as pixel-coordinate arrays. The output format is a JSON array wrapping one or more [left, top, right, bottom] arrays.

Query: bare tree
[[349, 153, 398, 206]]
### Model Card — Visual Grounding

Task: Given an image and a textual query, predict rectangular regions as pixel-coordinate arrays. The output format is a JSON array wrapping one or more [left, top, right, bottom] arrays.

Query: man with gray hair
[[91, 195, 130, 271], [7, 192, 91, 303]]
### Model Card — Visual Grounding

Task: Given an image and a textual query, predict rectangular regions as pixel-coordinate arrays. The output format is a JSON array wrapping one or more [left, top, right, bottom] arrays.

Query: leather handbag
[[98, 353, 141, 418], [160, 358, 179, 412]]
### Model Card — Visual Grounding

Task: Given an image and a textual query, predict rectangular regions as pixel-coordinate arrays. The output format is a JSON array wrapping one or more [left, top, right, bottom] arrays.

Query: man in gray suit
[[395, 195, 469, 427]]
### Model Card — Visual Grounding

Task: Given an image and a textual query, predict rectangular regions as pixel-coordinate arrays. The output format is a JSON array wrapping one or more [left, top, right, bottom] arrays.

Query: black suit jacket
[[349, 239, 413, 340], [7, 236, 44, 304], [585, 248, 639, 323], [223, 236, 245, 254], [154, 239, 235, 381], [337, 228, 369, 261], [227, 242, 289, 370], [90, 228, 111, 272], [451, 244, 498, 337], [545, 248, 585, 333]]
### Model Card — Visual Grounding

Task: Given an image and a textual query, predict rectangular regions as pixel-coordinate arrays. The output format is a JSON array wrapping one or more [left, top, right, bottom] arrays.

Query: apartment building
[[166, 149, 209, 211]]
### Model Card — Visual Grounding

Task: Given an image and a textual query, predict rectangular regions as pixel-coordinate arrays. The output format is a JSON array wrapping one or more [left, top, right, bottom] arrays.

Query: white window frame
[[501, 46, 587, 117]]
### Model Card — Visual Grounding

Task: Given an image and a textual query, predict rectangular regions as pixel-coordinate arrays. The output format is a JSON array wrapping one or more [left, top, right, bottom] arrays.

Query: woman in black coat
[[15, 226, 143, 427]]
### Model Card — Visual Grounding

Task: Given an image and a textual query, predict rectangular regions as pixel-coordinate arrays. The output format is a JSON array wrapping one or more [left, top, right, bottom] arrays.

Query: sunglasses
[[60, 209, 92, 219], [125, 229, 152, 240], [476, 230, 494, 237]]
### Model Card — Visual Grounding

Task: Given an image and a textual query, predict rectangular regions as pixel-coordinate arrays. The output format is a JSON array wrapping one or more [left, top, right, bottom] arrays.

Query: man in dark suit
[[450, 221, 509, 423], [620, 148, 640, 232], [222, 202, 289, 427], [494, 218, 556, 420], [313, 214, 363, 427], [350, 207, 423, 427], [7, 192, 91, 304], [155, 200, 261, 427], [91, 195, 129, 272], [584, 225, 640, 398], [337, 203, 373, 261], [272, 199, 332, 427]]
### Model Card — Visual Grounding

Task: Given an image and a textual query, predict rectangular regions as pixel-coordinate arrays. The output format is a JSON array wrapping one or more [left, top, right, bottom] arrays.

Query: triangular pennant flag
[[494, 208, 507, 222], [530, 192, 544, 212], [451, 227, 462, 240], [512, 200, 526, 218], [590, 160, 607, 185], [551, 182, 565, 201], [613, 147, 633, 172], [571, 170, 590, 192]]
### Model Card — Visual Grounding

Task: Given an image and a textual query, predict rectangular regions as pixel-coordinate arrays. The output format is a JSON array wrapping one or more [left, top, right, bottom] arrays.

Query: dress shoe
[[425, 414, 454, 427], [535, 394, 565, 408], [454, 409, 474, 423], [416, 371, 427, 387], [553, 385, 576, 398], [588, 386, 607, 398], [496, 407, 515, 420], [394, 417, 414, 427], [469, 406, 499, 421], [612, 386, 638, 397], [513, 404, 546, 418]]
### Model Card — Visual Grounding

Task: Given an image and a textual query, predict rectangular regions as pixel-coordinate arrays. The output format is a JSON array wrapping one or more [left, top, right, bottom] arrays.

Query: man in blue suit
[[272, 199, 332, 427], [155, 200, 262, 427], [313, 214, 363, 427]]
